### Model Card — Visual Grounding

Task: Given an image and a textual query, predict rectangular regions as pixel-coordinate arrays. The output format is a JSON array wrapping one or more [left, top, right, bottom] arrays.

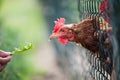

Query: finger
[[0, 64, 7, 72], [0, 50, 11, 57], [0, 56, 12, 64]]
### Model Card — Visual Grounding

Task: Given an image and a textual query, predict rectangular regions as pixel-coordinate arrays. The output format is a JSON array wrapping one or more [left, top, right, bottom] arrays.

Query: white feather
[[65, 24, 74, 28]]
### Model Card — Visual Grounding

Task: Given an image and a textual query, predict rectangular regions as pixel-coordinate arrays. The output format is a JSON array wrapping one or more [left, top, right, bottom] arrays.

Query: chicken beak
[[49, 33, 59, 40]]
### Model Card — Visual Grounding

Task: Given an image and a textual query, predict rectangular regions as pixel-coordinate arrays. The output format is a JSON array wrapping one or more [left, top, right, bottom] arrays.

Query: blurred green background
[[0, 0, 47, 80]]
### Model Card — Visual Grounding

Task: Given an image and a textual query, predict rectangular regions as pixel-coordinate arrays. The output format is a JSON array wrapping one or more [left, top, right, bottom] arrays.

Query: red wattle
[[58, 38, 68, 45]]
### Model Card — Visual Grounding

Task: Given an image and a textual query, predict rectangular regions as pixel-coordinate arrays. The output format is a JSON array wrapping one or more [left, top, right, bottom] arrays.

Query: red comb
[[100, 0, 104, 12], [53, 18, 65, 33], [100, 0, 110, 23]]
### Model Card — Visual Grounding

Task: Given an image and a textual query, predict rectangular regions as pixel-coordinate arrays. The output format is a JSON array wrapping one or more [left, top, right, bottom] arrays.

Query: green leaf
[[12, 42, 33, 55]]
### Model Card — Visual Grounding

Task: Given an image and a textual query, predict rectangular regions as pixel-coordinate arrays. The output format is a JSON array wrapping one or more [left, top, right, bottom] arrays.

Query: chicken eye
[[60, 29, 65, 32]]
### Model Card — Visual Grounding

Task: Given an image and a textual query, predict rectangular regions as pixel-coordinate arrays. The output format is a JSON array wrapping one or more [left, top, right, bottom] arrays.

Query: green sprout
[[12, 42, 33, 55]]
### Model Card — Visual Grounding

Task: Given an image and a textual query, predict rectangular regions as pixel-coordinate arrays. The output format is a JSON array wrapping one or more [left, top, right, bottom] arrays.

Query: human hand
[[0, 50, 12, 72]]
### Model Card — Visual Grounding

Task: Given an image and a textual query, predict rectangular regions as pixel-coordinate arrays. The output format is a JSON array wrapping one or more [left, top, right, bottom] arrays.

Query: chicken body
[[70, 18, 99, 53]]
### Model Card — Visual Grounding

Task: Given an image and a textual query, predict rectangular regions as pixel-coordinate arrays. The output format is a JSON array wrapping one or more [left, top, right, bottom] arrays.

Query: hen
[[100, 0, 110, 23], [49, 18, 112, 53]]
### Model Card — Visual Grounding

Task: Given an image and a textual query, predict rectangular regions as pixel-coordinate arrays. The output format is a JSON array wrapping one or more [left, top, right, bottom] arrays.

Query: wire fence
[[78, 0, 113, 80]]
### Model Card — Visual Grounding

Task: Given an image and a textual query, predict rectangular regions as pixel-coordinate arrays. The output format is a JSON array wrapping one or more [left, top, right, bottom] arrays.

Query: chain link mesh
[[78, 0, 113, 80]]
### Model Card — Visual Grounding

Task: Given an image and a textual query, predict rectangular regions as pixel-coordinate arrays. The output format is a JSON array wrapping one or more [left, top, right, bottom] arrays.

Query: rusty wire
[[78, 0, 113, 80]]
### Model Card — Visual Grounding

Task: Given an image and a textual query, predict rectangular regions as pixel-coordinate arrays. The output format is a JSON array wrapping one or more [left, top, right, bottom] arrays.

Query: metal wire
[[78, 0, 113, 80]]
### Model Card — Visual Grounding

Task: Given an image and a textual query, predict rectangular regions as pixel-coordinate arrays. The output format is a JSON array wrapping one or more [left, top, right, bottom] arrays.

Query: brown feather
[[71, 18, 99, 53]]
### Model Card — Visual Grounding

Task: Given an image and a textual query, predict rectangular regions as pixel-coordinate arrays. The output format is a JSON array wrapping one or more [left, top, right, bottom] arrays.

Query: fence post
[[109, 0, 120, 80]]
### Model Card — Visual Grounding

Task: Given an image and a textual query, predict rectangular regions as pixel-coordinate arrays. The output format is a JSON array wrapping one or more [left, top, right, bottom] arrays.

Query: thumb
[[0, 50, 11, 57]]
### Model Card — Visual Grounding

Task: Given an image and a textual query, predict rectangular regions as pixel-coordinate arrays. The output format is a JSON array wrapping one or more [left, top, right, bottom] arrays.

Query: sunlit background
[[0, 0, 89, 80]]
